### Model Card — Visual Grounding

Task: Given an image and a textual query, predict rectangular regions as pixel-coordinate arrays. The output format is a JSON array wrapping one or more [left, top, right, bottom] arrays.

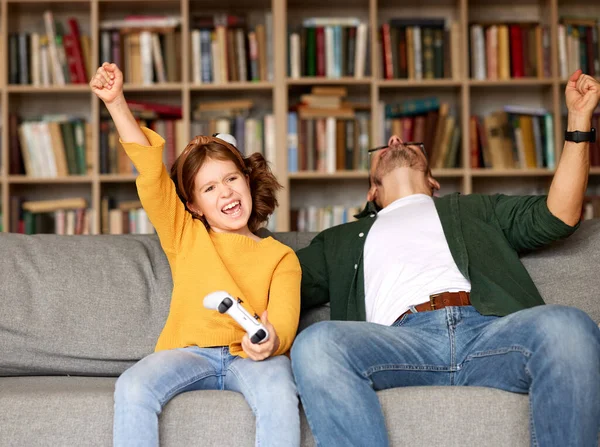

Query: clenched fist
[[90, 62, 124, 105], [565, 70, 600, 119]]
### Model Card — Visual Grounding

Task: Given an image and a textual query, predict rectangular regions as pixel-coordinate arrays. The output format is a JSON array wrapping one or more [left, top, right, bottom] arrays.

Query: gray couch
[[1, 220, 599, 446]]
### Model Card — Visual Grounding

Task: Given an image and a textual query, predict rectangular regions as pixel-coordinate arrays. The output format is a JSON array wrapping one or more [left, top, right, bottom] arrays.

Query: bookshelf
[[0, 0, 599, 235]]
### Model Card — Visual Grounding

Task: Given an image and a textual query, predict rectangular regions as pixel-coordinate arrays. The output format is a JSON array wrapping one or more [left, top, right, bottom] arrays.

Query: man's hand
[[565, 70, 600, 130], [90, 62, 125, 106], [241, 311, 280, 361]]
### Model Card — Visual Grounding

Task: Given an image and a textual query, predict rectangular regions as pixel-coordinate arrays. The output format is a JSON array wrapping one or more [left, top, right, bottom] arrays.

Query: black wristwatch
[[564, 128, 596, 143]]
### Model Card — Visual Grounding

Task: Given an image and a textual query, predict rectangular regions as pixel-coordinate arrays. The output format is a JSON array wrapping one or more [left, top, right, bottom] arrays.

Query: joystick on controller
[[203, 291, 270, 344]]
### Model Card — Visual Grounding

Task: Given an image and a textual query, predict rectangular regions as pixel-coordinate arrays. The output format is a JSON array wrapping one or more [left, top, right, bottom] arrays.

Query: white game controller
[[203, 291, 270, 344]]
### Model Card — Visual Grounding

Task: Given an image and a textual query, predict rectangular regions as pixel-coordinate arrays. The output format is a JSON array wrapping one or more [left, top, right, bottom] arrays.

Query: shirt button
[[370, 214, 375, 218], [359, 232, 364, 237], [354, 264, 358, 269]]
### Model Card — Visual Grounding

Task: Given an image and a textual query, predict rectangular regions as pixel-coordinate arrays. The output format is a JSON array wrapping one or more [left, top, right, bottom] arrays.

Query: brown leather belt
[[395, 291, 471, 323]]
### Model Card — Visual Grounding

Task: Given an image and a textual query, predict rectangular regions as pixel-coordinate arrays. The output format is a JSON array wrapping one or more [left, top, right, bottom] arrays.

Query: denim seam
[[462, 345, 532, 363], [295, 388, 324, 447], [365, 364, 451, 375], [448, 308, 457, 385], [524, 363, 539, 447], [227, 363, 262, 446], [158, 370, 219, 407]]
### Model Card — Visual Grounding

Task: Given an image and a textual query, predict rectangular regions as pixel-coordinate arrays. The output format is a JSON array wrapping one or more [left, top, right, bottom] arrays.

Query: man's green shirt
[[296, 193, 578, 321]]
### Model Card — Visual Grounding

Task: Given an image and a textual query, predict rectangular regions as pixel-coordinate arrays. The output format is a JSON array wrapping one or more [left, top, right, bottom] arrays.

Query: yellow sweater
[[121, 127, 301, 357]]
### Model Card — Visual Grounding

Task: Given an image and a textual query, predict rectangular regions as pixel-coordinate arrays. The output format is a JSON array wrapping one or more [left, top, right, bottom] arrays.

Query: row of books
[[101, 198, 155, 235], [288, 86, 370, 172], [6, 196, 157, 235], [191, 99, 277, 162], [8, 13, 89, 86], [191, 13, 273, 84], [290, 205, 361, 232], [288, 114, 371, 173], [558, 19, 600, 79], [381, 98, 461, 170], [9, 115, 92, 177], [99, 16, 182, 84], [583, 197, 600, 220], [584, 114, 600, 167], [380, 18, 460, 80], [470, 107, 556, 169], [8, 197, 93, 234], [469, 23, 551, 80], [288, 17, 369, 79]]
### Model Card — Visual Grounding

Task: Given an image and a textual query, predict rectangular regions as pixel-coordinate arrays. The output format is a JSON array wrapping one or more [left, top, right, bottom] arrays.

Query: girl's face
[[188, 158, 253, 236]]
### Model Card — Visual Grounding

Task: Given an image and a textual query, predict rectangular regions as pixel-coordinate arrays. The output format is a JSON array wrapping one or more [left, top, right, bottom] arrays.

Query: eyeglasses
[[367, 142, 427, 167]]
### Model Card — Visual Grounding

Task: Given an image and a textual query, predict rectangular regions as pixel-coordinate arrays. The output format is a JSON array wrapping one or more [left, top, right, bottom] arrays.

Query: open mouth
[[221, 200, 242, 217]]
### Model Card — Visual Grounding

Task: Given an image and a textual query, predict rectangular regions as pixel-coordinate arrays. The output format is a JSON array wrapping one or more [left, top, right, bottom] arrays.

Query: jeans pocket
[[392, 312, 413, 327]]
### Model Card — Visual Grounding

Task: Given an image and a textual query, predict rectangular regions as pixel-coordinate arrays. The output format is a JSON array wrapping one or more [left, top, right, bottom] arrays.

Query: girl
[[90, 63, 301, 447]]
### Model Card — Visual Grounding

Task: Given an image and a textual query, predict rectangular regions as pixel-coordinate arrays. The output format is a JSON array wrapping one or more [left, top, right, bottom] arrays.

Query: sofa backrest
[[0, 219, 598, 377]]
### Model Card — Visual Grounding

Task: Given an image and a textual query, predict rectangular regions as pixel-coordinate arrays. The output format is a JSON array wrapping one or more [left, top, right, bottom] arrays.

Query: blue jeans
[[114, 346, 299, 447], [291, 305, 600, 447]]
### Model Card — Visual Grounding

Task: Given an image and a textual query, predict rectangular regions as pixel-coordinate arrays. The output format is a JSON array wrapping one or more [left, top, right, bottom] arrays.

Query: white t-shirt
[[364, 194, 471, 326]]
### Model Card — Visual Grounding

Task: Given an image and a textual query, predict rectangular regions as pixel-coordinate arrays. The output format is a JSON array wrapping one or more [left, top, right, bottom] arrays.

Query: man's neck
[[380, 168, 432, 207]]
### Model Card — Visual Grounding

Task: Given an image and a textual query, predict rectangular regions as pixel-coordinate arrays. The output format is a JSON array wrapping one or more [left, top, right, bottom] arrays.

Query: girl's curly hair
[[169, 136, 282, 233]]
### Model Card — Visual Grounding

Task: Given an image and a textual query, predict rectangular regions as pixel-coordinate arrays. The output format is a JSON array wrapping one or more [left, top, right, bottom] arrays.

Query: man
[[291, 70, 600, 446]]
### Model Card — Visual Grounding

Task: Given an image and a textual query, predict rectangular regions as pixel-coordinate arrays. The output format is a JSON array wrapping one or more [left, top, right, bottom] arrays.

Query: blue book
[[288, 112, 298, 172], [200, 30, 212, 83], [544, 114, 555, 169]]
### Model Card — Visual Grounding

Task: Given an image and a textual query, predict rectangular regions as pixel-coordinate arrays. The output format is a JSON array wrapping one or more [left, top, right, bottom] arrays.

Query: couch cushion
[[521, 219, 600, 323], [0, 234, 173, 376], [1, 219, 598, 378], [0, 377, 530, 446]]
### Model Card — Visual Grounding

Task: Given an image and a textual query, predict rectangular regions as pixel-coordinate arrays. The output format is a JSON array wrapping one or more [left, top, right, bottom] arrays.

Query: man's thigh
[[454, 304, 599, 391], [294, 310, 454, 390]]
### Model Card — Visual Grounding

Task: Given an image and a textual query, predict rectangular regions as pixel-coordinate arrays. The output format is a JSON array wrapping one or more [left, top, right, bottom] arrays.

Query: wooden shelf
[[469, 78, 555, 87], [8, 176, 94, 184], [470, 168, 556, 177], [7, 85, 90, 93], [99, 174, 137, 182], [289, 171, 368, 180], [1, 0, 598, 234], [287, 77, 372, 86], [289, 169, 466, 180], [378, 79, 463, 88], [123, 83, 184, 92], [189, 82, 274, 91]]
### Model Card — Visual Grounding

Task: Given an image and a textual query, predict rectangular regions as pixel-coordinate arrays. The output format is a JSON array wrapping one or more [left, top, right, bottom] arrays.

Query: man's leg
[[291, 312, 452, 447], [454, 305, 600, 447]]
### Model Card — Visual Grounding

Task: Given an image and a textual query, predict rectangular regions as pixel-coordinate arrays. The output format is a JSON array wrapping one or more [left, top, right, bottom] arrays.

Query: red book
[[66, 18, 88, 83], [381, 24, 393, 80], [316, 27, 325, 77], [127, 101, 183, 118], [585, 27, 595, 77], [401, 116, 414, 141], [591, 115, 600, 167], [165, 120, 176, 168], [63, 34, 83, 83], [509, 25, 524, 78]]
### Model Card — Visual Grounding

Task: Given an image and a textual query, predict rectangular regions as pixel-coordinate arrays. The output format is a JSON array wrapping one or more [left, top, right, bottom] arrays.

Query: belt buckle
[[429, 293, 443, 310]]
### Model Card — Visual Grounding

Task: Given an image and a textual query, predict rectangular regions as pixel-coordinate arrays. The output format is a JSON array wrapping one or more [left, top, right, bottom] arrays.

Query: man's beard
[[373, 144, 427, 183]]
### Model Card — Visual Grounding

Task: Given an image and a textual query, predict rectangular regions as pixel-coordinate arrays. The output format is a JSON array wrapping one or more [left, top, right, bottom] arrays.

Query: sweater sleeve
[[491, 194, 579, 253], [120, 127, 197, 255], [266, 250, 302, 356]]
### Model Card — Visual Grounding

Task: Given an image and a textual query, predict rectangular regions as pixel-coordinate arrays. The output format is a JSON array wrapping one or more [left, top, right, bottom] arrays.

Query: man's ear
[[427, 175, 441, 193], [367, 184, 378, 203]]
